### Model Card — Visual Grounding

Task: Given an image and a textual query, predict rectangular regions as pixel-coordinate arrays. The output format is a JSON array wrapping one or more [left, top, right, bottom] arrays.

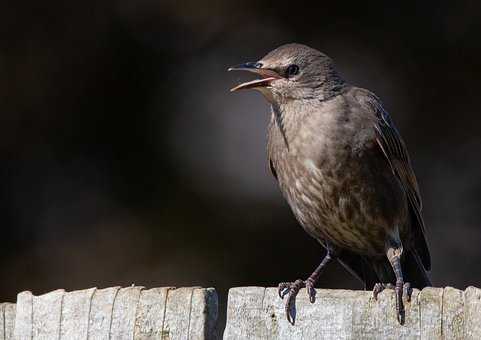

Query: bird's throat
[[272, 103, 290, 149]]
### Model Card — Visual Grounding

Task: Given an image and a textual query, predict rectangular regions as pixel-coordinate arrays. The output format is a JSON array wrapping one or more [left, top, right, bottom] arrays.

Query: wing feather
[[361, 90, 431, 270]]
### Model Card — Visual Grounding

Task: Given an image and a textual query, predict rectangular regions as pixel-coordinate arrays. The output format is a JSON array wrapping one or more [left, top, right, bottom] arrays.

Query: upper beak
[[228, 62, 281, 92]]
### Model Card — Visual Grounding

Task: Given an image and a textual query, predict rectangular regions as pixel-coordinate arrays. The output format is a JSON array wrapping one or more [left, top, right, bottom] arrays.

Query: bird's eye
[[286, 64, 299, 77]]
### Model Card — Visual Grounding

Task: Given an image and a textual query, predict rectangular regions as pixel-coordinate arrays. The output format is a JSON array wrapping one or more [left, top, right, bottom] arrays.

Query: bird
[[228, 43, 431, 325]]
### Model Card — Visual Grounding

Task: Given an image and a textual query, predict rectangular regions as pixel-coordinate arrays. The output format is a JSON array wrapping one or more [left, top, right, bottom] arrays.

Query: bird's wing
[[355, 88, 431, 270]]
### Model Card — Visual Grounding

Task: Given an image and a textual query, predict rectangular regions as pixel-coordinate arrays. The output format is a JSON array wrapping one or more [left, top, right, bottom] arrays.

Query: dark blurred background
[[1, 0, 481, 328]]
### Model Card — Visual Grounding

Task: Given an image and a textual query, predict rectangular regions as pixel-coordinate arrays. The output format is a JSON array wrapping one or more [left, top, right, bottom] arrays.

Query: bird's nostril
[[245, 62, 262, 69]]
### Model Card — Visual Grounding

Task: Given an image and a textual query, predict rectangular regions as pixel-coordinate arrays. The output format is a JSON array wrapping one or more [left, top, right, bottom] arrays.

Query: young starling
[[229, 43, 431, 325]]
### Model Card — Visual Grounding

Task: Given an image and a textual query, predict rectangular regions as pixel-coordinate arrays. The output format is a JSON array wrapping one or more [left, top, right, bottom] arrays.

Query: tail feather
[[403, 249, 431, 288], [337, 251, 378, 289]]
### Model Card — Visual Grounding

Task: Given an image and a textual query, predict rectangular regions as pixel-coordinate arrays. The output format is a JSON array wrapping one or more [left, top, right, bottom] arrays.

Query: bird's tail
[[337, 248, 431, 290], [403, 248, 431, 288]]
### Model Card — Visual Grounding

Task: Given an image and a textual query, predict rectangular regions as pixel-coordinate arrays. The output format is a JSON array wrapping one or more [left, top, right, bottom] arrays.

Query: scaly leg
[[278, 245, 336, 325], [373, 243, 412, 325]]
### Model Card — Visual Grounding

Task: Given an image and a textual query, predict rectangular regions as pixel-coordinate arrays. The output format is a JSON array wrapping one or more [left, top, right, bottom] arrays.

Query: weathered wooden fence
[[224, 286, 481, 340], [1, 286, 481, 339], [0, 286, 218, 340]]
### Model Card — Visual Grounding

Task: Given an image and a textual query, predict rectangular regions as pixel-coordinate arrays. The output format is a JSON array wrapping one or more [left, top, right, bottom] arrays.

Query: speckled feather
[[268, 86, 413, 256]]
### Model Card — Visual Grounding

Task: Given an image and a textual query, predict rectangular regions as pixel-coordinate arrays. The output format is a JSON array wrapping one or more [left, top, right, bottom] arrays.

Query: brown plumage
[[229, 43, 431, 324]]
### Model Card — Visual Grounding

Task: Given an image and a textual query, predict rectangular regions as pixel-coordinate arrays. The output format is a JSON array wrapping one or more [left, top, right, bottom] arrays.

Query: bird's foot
[[372, 282, 412, 324], [372, 282, 395, 300], [278, 278, 316, 325]]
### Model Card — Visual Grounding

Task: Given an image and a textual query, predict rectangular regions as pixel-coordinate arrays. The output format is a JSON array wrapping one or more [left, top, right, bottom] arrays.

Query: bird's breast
[[269, 129, 405, 255]]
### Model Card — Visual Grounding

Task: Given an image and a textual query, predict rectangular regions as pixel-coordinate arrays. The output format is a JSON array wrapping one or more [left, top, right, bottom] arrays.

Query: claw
[[276, 251, 334, 325], [277, 279, 316, 325], [404, 282, 412, 302], [372, 283, 394, 300], [285, 292, 296, 325], [395, 283, 405, 324], [372, 282, 411, 325], [278, 282, 291, 299], [373, 283, 383, 300], [305, 278, 316, 303], [394, 285, 404, 325]]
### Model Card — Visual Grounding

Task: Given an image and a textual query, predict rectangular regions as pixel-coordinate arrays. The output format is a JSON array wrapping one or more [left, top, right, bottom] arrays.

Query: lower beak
[[228, 62, 281, 92], [229, 77, 278, 92]]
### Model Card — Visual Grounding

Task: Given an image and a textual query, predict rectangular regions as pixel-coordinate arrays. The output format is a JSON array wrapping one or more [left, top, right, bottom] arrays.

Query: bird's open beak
[[228, 62, 281, 92]]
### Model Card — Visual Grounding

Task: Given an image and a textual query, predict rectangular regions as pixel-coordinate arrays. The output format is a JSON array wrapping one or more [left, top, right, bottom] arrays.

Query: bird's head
[[229, 43, 344, 104]]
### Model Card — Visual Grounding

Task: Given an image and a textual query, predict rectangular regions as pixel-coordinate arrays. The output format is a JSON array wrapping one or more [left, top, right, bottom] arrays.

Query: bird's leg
[[385, 243, 411, 324], [278, 246, 336, 325]]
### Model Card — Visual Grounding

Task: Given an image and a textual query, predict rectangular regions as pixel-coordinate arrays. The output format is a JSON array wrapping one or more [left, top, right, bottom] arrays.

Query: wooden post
[[1, 286, 218, 340], [223, 286, 481, 340]]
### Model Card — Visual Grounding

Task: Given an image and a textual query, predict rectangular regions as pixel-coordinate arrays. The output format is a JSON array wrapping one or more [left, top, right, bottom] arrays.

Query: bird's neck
[[271, 99, 316, 149], [271, 84, 345, 149]]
